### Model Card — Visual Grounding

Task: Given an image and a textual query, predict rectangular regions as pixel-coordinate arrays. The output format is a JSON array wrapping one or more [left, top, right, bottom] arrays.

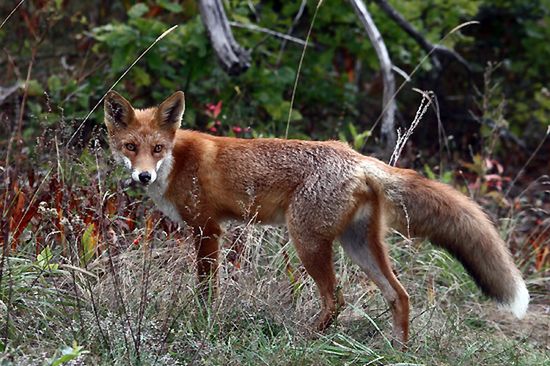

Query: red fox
[[103, 90, 529, 345]]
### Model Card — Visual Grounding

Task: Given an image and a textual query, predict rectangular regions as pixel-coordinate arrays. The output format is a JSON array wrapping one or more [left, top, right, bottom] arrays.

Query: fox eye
[[153, 145, 163, 153], [125, 143, 136, 151]]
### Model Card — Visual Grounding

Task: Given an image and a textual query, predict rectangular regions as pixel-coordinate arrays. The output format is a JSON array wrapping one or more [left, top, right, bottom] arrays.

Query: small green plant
[[80, 223, 97, 266], [48, 341, 89, 366], [423, 164, 454, 184], [35, 246, 59, 271], [339, 122, 372, 151]]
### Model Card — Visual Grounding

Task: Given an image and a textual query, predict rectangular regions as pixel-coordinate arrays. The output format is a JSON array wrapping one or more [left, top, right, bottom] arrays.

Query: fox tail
[[363, 159, 529, 318]]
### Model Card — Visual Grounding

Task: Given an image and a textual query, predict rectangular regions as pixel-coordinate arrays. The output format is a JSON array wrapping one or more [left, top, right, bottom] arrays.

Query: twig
[[229, 21, 310, 46], [0, 82, 22, 105], [392, 65, 411, 82], [349, 0, 397, 151], [389, 89, 434, 166], [276, 0, 308, 65], [0, 0, 25, 30]]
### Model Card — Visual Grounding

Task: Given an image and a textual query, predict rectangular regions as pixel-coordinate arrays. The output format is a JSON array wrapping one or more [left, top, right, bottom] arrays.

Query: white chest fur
[[146, 155, 183, 225]]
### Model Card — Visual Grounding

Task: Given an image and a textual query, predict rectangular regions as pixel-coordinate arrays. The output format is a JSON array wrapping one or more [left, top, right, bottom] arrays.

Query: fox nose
[[138, 172, 151, 184]]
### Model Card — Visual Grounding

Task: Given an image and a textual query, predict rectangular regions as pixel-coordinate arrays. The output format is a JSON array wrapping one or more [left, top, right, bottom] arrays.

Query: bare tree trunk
[[349, 0, 397, 152], [198, 0, 251, 76]]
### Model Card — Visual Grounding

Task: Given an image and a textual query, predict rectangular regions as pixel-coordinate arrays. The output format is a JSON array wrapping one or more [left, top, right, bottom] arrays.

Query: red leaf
[[11, 200, 40, 247], [212, 101, 222, 118], [10, 190, 26, 233]]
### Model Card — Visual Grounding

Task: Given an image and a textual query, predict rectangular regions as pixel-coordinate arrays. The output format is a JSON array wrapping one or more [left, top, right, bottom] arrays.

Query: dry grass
[[2, 202, 548, 365]]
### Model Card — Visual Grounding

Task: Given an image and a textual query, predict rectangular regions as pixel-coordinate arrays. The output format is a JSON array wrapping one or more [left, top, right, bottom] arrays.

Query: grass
[[0, 178, 548, 366], [1, 86, 548, 364]]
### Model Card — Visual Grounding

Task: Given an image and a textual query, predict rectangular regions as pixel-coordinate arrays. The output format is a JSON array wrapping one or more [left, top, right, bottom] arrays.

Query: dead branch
[[373, 0, 470, 71], [228, 21, 310, 46], [0, 82, 22, 105], [198, 0, 251, 76], [276, 0, 308, 65], [349, 0, 397, 151]]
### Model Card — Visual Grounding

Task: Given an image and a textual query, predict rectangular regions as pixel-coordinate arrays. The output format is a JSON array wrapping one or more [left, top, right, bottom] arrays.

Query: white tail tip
[[506, 281, 529, 319]]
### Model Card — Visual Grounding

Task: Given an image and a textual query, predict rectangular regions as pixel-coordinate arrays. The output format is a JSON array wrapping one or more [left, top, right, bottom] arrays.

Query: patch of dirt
[[482, 303, 550, 351]]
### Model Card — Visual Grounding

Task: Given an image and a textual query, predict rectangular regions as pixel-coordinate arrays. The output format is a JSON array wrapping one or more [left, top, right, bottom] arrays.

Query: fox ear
[[156, 91, 185, 131], [104, 91, 134, 129]]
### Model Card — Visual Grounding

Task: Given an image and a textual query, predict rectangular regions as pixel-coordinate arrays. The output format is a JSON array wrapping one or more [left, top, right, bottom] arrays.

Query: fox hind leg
[[286, 223, 344, 331], [340, 205, 410, 347]]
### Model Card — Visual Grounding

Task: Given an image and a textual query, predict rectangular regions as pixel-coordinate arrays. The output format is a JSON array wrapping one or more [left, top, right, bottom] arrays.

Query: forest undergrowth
[[0, 92, 548, 365]]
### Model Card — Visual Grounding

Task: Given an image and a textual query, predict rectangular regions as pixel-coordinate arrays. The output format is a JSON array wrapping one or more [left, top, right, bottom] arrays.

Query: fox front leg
[[192, 222, 222, 302]]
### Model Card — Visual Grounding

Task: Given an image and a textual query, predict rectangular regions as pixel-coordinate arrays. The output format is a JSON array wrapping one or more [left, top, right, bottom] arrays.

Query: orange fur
[[104, 91, 529, 346]]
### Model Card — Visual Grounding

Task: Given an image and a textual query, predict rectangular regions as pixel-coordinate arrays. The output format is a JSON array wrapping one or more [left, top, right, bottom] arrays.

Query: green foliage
[[339, 122, 372, 151], [3, 0, 548, 145], [35, 246, 59, 271], [81, 223, 97, 266], [0, 253, 78, 357], [48, 341, 89, 366], [87, 0, 364, 137], [371, 0, 481, 68], [533, 88, 550, 126], [471, 0, 550, 137], [423, 164, 454, 184], [157, 0, 184, 14]]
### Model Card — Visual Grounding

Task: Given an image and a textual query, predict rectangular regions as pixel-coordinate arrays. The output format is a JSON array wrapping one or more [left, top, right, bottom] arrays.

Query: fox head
[[104, 90, 185, 185]]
